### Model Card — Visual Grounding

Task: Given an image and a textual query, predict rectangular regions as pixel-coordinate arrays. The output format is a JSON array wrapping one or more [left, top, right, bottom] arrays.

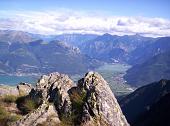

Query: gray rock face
[[17, 82, 32, 95], [80, 71, 129, 126], [11, 72, 129, 126], [13, 103, 60, 126], [34, 72, 74, 115], [12, 72, 74, 126]]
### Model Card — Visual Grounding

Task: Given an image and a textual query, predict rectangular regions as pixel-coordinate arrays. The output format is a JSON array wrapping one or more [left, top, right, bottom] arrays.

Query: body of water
[[0, 75, 39, 86]]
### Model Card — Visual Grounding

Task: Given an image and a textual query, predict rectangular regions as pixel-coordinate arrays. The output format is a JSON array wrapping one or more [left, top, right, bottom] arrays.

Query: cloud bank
[[0, 10, 170, 37]]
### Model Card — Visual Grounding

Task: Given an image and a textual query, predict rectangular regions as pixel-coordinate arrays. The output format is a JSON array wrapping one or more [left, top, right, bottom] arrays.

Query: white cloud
[[0, 10, 170, 37]]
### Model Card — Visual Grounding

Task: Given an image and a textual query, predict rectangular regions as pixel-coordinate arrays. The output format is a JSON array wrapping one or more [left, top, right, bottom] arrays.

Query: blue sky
[[0, 0, 170, 37], [0, 0, 170, 18]]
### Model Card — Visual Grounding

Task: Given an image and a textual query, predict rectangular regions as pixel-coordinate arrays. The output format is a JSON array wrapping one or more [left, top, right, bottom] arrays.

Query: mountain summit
[[11, 72, 129, 126]]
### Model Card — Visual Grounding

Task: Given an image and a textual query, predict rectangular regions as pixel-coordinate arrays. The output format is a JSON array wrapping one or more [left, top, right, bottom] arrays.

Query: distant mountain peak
[[103, 33, 113, 36], [95, 33, 118, 42]]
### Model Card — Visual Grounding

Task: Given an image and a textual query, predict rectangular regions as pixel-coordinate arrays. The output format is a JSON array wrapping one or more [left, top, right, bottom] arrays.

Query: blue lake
[[0, 75, 39, 86]]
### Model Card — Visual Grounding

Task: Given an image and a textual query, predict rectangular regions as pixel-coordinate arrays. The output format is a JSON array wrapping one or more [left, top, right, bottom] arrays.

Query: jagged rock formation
[[11, 72, 129, 126], [13, 73, 74, 126], [79, 72, 129, 126]]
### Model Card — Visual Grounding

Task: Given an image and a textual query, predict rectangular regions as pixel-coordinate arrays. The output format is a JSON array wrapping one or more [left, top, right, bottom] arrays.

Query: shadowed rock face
[[119, 79, 170, 125], [11, 72, 129, 126]]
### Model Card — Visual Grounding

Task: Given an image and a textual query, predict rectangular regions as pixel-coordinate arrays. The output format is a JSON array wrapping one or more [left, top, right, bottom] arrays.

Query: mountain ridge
[[119, 79, 170, 125], [124, 51, 170, 86]]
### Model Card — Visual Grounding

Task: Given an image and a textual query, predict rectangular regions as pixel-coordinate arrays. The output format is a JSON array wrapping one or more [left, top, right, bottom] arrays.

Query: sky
[[0, 0, 170, 37]]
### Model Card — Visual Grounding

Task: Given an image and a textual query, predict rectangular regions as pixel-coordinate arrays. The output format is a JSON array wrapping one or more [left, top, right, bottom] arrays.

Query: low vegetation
[[2, 95, 17, 103], [16, 96, 41, 115], [59, 90, 87, 125], [0, 93, 42, 125], [0, 95, 23, 125], [0, 105, 22, 126], [70, 90, 86, 111]]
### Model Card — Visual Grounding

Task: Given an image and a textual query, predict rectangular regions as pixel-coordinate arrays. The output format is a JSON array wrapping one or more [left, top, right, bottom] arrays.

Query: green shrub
[[60, 113, 75, 126], [66, 90, 87, 125], [2, 95, 17, 103], [70, 91, 86, 111], [8, 114, 22, 122], [0, 105, 21, 126], [0, 105, 8, 119], [16, 96, 41, 115], [23, 99, 38, 113]]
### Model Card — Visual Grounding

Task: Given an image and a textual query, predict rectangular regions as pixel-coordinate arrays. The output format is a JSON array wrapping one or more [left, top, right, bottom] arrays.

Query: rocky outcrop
[[80, 72, 129, 126], [17, 82, 32, 95], [33, 72, 74, 115], [11, 72, 129, 126], [0, 83, 32, 96], [13, 103, 60, 126], [12, 72, 74, 126]]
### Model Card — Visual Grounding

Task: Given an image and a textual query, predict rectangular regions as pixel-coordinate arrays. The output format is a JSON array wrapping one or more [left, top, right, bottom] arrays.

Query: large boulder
[[17, 82, 32, 96]]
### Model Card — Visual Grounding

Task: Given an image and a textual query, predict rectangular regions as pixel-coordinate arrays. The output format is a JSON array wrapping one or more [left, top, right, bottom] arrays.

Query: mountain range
[[0, 30, 170, 87], [80, 33, 154, 63], [128, 37, 170, 65], [0, 31, 102, 75], [124, 51, 170, 86], [0, 29, 170, 126]]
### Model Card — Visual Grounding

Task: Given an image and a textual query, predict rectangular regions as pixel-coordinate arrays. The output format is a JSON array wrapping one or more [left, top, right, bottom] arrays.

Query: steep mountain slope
[[129, 37, 170, 65], [134, 93, 170, 126], [80, 33, 153, 62], [119, 79, 170, 125], [0, 30, 37, 43], [81, 33, 123, 62], [29, 40, 101, 74], [0, 30, 40, 74], [55, 33, 98, 46], [0, 41, 40, 74], [124, 51, 170, 86], [0, 39, 101, 75]]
